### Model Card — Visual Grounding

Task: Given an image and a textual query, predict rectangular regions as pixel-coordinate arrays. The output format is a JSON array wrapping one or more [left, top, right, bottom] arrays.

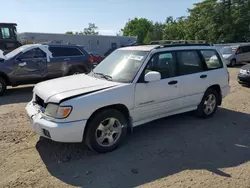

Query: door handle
[[18, 62, 27, 67], [200, 74, 207, 79], [168, 80, 178, 85]]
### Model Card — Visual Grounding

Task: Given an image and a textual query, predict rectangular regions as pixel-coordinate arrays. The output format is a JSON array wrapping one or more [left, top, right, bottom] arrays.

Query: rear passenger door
[[66, 47, 90, 72], [46, 46, 68, 79], [46, 46, 85, 79], [176, 49, 225, 110], [175, 50, 210, 109]]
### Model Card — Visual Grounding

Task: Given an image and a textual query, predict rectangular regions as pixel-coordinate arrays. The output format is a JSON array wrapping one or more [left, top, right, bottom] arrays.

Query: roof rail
[[150, 40, 208, 45], [159, 43, 214, 48]]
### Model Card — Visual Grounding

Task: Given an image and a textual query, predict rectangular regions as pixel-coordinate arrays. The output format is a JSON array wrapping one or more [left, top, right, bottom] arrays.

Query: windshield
[[221, 47, 234, 54], [92, 49, 149, 83], [4, 45, 31, 60]]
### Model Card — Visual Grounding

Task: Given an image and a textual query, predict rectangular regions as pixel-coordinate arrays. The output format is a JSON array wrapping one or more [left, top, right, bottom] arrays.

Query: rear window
[[200, 50, 223, 69], [49, 47, 83, 57]]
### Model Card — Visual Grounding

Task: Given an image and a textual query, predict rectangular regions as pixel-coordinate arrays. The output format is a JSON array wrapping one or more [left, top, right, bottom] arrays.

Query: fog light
[[43, 129, 51, 138]]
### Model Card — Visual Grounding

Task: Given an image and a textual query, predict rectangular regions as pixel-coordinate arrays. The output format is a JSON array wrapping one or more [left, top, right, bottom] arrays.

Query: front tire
[[85, 109, 128, 153], [0, 77, 7, 96], [196, 89, 219, 118]]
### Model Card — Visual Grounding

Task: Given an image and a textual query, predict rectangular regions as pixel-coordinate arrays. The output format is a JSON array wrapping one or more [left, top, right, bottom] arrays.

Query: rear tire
[[0, 77, 7, 96], [195, 88, 219, 118], [85, 109, 128, 153]]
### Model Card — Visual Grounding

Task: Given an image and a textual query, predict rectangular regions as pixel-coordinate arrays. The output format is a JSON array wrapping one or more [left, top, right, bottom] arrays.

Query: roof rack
[[150, 40, 209, 45], [157, 43, 213, 48]]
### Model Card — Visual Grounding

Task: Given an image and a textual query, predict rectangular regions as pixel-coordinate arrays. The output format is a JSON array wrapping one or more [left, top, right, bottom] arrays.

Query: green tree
[[65, 31, 73, 34], [151, 22, 164, 41], [122, 18, 153, 44], [83, 23, 99, 35]]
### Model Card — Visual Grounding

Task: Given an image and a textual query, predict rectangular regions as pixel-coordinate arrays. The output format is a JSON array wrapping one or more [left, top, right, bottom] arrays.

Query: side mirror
[[144, 71, 161, 82]]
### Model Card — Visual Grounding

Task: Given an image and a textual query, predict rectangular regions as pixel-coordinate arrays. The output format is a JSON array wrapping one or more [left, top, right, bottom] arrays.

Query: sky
[[2, 0, 202, 35]]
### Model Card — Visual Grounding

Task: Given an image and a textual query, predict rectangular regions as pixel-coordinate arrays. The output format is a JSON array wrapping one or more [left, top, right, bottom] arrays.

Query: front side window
[[20, 49, 37, 59], [143, 52, 176, 79], [176, 51, 204, 75], [201, 50, 223, 69], [1, 28, 10, 39], [35, 48, 46, 58], [18, 48, 46, 59], [5, 45, 31, 60], [93, 49, 149, 83]]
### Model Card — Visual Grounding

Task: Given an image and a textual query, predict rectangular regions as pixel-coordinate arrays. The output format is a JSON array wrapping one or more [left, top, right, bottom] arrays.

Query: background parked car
[[0, 43, 92, 95], [238, 64, 250, 85], [221, 45, 250, 66]]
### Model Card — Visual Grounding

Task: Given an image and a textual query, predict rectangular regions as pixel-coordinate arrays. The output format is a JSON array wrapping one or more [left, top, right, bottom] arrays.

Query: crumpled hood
[[33, 74, 121, 103]]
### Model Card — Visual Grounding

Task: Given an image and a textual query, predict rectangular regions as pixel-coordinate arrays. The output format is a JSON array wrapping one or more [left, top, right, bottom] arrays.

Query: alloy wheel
[[95, 118, 123, 147], [204, 94, 216, 115]]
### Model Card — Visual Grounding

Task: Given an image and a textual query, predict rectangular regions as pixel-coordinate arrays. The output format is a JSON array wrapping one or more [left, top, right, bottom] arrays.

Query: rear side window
[[200, 50, 223, 69], [176, 51, 204, 75], [49, 47, 83, 57]]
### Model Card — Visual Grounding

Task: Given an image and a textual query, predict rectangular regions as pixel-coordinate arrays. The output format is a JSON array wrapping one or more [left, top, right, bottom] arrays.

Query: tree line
[[66, 23, 99, 35], [66, 0, 250, 45], [121, 0, 250, 44]]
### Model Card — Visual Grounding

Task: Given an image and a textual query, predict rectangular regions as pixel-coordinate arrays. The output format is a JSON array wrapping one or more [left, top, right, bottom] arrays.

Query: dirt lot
[[0, 67, 250, 188]]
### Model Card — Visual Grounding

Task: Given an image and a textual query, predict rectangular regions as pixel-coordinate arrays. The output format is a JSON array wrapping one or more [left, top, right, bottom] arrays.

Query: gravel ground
[[0, 67, 250, 188]]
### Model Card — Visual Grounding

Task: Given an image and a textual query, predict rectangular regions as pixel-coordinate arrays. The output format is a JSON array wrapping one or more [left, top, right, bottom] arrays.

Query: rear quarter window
[[200, 50, 223, 70]]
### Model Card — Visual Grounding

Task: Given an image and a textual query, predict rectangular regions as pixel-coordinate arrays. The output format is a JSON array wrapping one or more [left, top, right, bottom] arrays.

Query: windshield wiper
[[93, 71, 112, 81]]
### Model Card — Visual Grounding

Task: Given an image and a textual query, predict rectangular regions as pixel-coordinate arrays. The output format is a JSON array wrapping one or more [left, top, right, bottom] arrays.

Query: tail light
[[89, 56, 94, 63]]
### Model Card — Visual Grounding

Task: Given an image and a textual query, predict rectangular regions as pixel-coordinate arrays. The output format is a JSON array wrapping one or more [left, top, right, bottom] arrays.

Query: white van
[[26, 44, 230, 153]]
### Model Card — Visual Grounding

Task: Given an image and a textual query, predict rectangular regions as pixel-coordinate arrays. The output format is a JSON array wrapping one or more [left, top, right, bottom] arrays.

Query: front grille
[[35, 95, 47, 108]]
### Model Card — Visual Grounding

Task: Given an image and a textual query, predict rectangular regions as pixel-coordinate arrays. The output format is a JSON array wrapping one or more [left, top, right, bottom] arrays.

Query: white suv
[[26, 44, 230, 153]]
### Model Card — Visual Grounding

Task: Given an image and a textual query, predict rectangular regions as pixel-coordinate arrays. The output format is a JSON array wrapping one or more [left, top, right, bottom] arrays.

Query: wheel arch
[[206, 84, 222, 105], [83, 104, 133, 141], [0, 72, 10, 85]]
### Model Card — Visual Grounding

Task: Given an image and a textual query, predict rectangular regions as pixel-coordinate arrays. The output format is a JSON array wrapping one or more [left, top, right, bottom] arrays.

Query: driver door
[[133, 51, 183, 123], [13, 48, 47, 84]]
